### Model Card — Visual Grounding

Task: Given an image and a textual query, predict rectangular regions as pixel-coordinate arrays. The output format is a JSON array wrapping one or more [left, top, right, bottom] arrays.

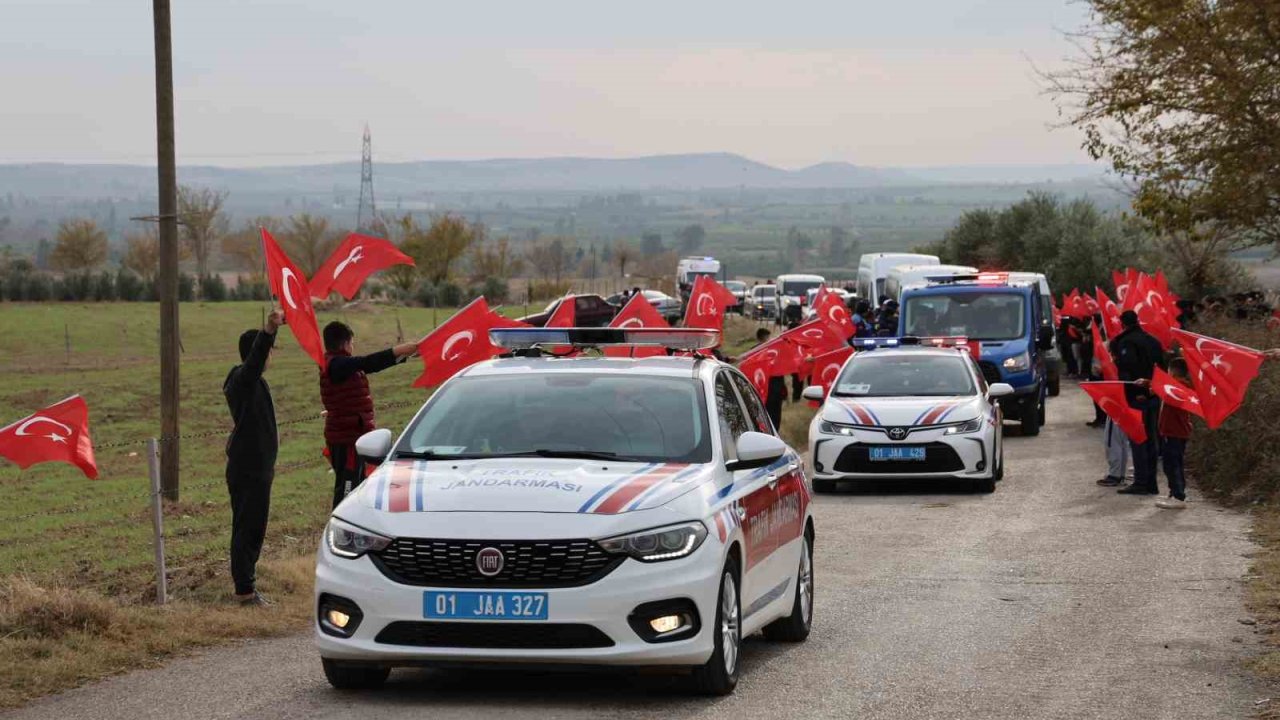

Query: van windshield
[[780, 280, 823, 297], [903, 292, 1025, 341]]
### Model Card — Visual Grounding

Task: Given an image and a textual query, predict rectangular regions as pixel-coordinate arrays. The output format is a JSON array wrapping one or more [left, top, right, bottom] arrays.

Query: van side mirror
[[355, 428, 394, 463], [726, 432, 786, 472], [802, 385, 826, 402]]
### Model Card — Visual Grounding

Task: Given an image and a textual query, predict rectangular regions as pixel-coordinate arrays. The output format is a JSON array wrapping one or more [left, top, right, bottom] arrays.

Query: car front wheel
[[692, 560, 741, 695], [763, 531, 814, 642]]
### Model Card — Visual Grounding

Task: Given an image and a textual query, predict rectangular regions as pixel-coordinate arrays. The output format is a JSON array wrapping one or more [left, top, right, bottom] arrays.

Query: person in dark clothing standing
[[224, 309, 283, 606], [321, 322, 419, 509], [1109, 310, 1166, 495]]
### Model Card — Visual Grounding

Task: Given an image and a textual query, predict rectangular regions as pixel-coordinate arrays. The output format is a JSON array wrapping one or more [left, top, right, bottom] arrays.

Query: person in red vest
[[321, 322, 418, 509]]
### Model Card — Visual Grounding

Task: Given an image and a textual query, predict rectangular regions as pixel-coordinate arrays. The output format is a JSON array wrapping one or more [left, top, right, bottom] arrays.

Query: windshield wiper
[[392, 450, 494, 460], [393, 449, 644, 462], [524, 449, 643, 462]]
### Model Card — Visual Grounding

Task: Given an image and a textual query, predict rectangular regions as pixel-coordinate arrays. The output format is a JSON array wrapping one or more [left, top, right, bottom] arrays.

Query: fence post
[[147, 438, 168, 605]]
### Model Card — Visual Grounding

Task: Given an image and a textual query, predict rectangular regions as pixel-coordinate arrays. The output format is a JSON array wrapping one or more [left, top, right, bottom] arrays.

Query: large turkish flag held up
[[262, 228, 326, 368], [1080, 382, 1147, 444], [683, 275, 738, 332], [780, 319, 847, 356], [605, 293, 670, 358], [1172, 328, 1264, 402], [1150, 367, 1206, 421], [1179, 342, 1248, 429], [309, 233, 415, 300], [807, 346, 854, 400], [413, 297, 505, 388], [0, 395, 98, 479], [811, 285, 855, 339], [545, 295, 577, 328]]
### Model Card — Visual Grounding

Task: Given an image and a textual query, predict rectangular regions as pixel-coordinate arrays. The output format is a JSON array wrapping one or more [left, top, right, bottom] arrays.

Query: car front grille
[[978, 361, 1003, 386], [833, 442, 966, 474], [375, 621, 615, 649], [370, 538, 623, 588]]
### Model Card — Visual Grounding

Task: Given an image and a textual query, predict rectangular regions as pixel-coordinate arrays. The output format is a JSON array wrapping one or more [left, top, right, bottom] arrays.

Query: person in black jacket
[[1109, 310, 1166, 495], [223, 309, 283, 606]]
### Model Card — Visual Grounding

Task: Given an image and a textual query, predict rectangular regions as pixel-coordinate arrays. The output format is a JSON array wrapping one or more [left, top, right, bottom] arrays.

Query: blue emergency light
[[489, 327, 721, 351]]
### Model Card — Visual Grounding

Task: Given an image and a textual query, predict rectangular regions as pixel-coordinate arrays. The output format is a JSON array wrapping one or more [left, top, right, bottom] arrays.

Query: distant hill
[[0, 153, 1104, 199]]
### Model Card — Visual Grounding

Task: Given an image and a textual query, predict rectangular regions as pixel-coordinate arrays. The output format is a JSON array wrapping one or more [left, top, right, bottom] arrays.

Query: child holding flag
[[1137, 357, 1193, 509]]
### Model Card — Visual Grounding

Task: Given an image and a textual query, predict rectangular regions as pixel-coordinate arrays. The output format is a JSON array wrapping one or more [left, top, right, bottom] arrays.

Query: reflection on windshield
[[397, 374, 712, 464], [903, 292, 1025, 340], [834, 356, 975, 398]]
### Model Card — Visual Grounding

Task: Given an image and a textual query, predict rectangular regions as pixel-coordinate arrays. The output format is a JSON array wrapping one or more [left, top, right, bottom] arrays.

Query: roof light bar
[[850, 337, 900, 350], [489, 327, 721, 351], [925, 272, 1010, 286]]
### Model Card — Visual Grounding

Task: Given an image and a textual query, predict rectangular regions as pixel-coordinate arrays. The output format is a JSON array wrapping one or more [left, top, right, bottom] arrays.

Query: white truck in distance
[[857, 253, 939, 304], [677, 257, 722, 302]]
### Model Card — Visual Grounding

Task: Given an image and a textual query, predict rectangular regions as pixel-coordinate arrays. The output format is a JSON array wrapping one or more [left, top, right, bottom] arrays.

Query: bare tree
[[282, 213, 341, 277], [50, 219, 108, 271], [123, 228, 161, 280], [177, 185, 229, 277], [471, 235, 525, 281], [612, 240, 636, 277], [220, 216, 282, 277]]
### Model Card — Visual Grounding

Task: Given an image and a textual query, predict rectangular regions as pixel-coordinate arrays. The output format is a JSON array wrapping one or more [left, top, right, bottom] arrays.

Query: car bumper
[[809, 427, 995, 480], [314, 543, 721, 667]]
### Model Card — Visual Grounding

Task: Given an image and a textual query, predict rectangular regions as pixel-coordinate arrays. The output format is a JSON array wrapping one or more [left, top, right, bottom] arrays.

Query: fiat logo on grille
[[475, 547, 504, 576], [887, 427, 908, 441]]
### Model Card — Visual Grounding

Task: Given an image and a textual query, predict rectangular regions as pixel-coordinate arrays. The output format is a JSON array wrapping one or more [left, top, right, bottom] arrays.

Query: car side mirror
[[355, 428, 394, 463], [988, 383, 1015, 399], [725, 431, 787, 472], [802, 385, 826, 402], [1037, 326, 1054, 350]]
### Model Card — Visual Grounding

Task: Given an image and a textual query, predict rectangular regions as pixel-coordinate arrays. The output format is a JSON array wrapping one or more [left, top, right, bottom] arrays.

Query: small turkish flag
[[807, 346, 853, 400], [683, 275, 738, 331], [413, 298, 503, 388], [545, 295, 577, 328], [606, 293, 670, 358], [1150, 367, 1206, 421], [1080, 382, 1147, 444], [737, 351, 773, 402], [738, 336, 806, 377], [1092, 323, 1119, 381], [780, 319, 846, 355], [309, 233, 414, 300], [1180, 342, 1250, 428], [811, 286, 855, 339], [262, 228, 326, 368], [1172, 328, 1263, 399], [0, 395, 98, 479]]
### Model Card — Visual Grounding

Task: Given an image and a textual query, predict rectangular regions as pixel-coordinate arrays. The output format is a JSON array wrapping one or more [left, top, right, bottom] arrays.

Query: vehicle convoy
[[1005, 272, 1061, 397], [677, 257, 722, 303], [804, 338, 1010, 493], [605, 289, 683, 324], [316, 328, 815, 696], [749, 284, 778, 320], [723, 280, 749, 314], [898, 274, 1053, 436], [775, 274, 825, 325], [856, 253, 939, 304], [883, 264, 978, 302], [517, 294, 617, 327]]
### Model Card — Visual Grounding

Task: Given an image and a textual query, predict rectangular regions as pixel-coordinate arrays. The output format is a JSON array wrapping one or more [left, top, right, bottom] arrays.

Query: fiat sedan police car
[[315, 328, 814, 695], [805, 338, 1012, 493]]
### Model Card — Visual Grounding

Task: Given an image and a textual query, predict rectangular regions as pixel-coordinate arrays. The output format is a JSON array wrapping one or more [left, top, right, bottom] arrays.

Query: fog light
[[649, 614, 682, 633], [326, 609, 351, 629], [318, 593, 363, 638]]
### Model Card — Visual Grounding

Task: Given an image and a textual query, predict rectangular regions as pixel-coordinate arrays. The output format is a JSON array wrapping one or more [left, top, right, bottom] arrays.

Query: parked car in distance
[[749, 285, 778, 320], [723, 281, 748, 314], [605, 289, 684, 324], [517, 294, 618, 327]]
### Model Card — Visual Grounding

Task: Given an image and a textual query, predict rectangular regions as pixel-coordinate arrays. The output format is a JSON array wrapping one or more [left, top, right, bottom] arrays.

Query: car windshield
[[724, 281, 746, 291], [395, 374, 712, 463], [780, 280, 823, 296], [754, 286, 776, 298], [903, 292, 1025, 341], [833, 355, 975, 398], [642, 290, 669, 300]]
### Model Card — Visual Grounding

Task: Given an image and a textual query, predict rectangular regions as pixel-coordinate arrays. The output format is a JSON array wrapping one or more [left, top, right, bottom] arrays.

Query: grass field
[[0, 301, 815, 707]]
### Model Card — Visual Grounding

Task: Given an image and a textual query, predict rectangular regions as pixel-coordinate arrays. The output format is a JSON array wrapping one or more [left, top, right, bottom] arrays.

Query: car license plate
[[869, 446, 926, 461], [423, 591, 548, 621]]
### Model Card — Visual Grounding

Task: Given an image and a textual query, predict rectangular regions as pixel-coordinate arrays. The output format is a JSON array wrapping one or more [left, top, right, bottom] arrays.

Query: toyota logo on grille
[[475, 547, 504, 576], [887, 427, 908, 441]]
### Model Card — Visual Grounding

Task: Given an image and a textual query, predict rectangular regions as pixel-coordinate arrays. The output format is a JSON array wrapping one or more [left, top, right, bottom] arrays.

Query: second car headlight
[[1002, 352, 1030, 372], [326, 518, 392, 559], [944, 417, 984, 435], [600, 522, 708, 562], [819, 421, 857, 436]]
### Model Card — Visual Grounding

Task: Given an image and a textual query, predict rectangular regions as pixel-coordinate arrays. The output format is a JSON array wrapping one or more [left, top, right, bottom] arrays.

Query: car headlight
[[1002, 352, 1030, 372], [819, 421, 857, 436], [944, 417, 983, 435], [599, 522, 707, 562], [326, 518, 392, 559]]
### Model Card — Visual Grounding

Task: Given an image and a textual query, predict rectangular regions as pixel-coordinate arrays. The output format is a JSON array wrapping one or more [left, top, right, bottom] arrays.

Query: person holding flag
[[223, 307, 285, 606], [1110, 310, 1166, 495], [1137, 357, 1197, 509], [319, 322, 421, 509]]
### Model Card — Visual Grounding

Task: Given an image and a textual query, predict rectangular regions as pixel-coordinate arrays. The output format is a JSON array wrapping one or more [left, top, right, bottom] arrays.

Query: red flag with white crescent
[[605, 293, 670, 358], [811, 286, 856, 339], [807, 346, 853, 400], [413, 297, 504, 388], [1091, 323, 1118, 381], [1171, 328, 1263, 397], [682, 275, 738, 332], [1096, 287, 1122, 337], [309, 233, 415, 300], [0, 395, 98, 479], [1080, 382, 1147, 444], [737, 336, 806, 377], [262, 228, 326, 368], [779, 319, 846, 355], [737, 352, 772, 402], [1150, 367, 1206, 421]]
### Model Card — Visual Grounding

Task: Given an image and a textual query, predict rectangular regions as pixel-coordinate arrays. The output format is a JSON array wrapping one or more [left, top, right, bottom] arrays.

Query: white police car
[[315, 328, 814, 695], [805, 338, 1012, 493]]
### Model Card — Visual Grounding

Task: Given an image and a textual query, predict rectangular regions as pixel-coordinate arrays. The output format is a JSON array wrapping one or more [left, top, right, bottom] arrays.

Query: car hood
[[822, 395, 980, 428], [351, 458, 712, 514]]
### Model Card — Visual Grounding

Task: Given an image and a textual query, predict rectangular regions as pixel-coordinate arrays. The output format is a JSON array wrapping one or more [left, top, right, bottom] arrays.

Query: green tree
[[122, 229, 160, 281], [221, 217, 282, 278], [396, 213, 479, 284], [50, 219, 108, 271], [281, 213, 341, 277]]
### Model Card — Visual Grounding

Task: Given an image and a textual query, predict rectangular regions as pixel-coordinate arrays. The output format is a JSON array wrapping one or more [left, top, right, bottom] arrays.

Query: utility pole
[[153, 0, 181, 500]]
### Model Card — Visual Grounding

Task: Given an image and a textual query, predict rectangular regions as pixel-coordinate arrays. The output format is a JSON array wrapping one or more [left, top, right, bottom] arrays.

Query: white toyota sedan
[[315, 329, 814, 695], [805, 340, 1012, 493]]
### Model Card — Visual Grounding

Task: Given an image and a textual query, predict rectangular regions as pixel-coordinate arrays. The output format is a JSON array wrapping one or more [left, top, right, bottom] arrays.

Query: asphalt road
[[6, 385, 1272, 719]]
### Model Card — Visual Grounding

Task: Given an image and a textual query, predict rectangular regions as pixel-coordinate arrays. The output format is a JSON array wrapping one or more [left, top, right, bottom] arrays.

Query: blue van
[[898, 276, 1054, 436]]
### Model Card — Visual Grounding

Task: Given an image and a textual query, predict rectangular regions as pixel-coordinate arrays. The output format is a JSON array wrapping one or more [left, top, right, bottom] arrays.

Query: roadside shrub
[[0, 577, 117, 640], [437, 281, 463, 307], [24, 273, 52, 301], [412, 280, 438, 307], [144, 278, 159, 302], [1185, 316, 1280, 503], [92, 271, 116, 301], [177, 273, 195, 302], [115, 270, 145, 301], [480, 277, 509, 304], [58, 272, 93, 302], [232, 276, 269, 301], [199, 274, 228, 302]]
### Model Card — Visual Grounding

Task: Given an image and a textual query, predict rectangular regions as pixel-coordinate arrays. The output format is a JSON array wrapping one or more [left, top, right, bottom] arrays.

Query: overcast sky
[[1, 0, 1091, 168]]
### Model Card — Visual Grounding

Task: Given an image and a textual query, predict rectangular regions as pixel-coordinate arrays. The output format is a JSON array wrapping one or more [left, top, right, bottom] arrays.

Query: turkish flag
[[606, 293, 670, 358], [1120, 268, 1142, 311], [1172, 328, 1263, 397], [1080, 382, 1147, 444], [683, 275, 738, 331], [781, 319, 846, 355], [262, 228, 326, 368], [309, 233, 415, 300], [0, 395, 97, 479], [738, 336, 806, 377], [545, 295, 576, 328], [737, 352, 772, 402], [807, 346, 853, 399], [1096, 287, 1122, 337], [1092, 323, 1119, 381], [1150, 367, 1206, 421], [811, 286, 855, 339], [413, 297, 503, 388]]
